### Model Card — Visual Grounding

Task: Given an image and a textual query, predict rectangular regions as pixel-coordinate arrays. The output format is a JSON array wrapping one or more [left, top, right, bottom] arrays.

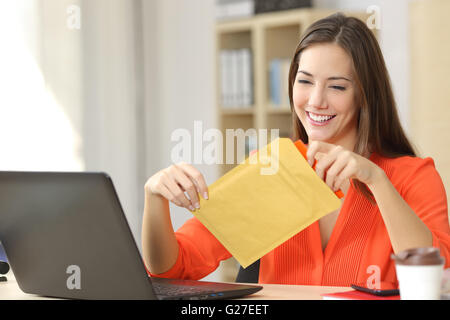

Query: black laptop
[[0, 171, 262, 300]]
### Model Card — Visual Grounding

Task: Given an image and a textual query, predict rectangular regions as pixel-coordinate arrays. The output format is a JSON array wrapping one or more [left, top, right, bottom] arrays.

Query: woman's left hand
[[306, 141, 384, 192]]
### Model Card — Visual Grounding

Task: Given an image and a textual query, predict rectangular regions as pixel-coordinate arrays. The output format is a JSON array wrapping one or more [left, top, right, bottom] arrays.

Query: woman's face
[[293, 42, 359, 150]]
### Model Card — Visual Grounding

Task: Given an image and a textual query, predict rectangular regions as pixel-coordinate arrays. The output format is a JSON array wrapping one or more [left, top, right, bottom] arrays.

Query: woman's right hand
[[144, 162, 209, 211]]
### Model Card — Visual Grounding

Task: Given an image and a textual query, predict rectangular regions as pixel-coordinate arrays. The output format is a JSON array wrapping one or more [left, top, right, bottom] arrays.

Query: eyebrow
[[297, 70, 352, 82]]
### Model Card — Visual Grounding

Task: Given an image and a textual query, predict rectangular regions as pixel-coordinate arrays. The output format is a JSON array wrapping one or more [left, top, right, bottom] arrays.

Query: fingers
[[332, 160, 357, 191], [313, 145, 344, 181], [326, 151, 353, 191], [308, 142, 356, 193], [161, 169, 197, 211], [178, 174, 201, 209], [157, 183, 183, 207], [155, 162, 209, 211], [176, 162, 209, 200], [306, 140, 335, 166]]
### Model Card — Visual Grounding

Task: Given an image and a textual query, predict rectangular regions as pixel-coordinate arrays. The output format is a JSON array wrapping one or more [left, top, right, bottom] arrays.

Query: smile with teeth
[[307, 111, 336, 123]]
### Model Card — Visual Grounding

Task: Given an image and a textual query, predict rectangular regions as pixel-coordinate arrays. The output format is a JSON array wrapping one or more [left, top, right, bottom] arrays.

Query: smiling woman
[[288, 13, 416, 202], [142, 12, 450, 288]]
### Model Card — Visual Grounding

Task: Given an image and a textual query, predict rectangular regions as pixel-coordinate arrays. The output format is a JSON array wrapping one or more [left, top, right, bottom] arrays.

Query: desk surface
[[0, 271, 352, 300], [236, 283, 352, 300]]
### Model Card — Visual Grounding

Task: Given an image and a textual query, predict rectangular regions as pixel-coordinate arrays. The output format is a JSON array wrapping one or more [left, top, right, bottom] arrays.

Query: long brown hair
[[288, 12, 416, 202]]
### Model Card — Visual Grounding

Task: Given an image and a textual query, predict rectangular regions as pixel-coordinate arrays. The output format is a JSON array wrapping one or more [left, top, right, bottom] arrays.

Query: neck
[[328, 128, 358, 153]]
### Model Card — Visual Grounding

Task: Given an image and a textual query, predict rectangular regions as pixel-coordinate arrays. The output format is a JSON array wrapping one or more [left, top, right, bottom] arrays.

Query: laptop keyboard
[[152, 282, 216, 298]]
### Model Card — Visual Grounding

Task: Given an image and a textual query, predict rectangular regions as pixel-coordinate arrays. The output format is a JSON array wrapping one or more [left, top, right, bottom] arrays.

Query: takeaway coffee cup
[[392, 247, 445, 300]]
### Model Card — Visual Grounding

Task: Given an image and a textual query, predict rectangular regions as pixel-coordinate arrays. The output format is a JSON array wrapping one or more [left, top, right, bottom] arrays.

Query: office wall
[[81, 0, 220, 269], [410, 0, 450, 213], [81, 0, 144, 248], [141, 0, 218, 229], [40, 0, 84, 152], [141, 0, 220, 281], [2, 0, 220, 281], [0, 0, 84, 171]]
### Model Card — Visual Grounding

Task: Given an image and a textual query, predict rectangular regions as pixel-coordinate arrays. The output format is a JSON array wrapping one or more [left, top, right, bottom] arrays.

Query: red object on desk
[[294, 139, 345, 199], [321, 290, 400, 300]]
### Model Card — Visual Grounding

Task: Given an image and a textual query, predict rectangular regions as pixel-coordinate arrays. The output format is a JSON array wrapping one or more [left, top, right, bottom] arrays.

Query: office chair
[[235, 259, 260, 283]]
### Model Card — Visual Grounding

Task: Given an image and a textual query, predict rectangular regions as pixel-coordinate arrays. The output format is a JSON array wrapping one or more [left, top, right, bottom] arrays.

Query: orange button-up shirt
[[148, 153, 450, 286]]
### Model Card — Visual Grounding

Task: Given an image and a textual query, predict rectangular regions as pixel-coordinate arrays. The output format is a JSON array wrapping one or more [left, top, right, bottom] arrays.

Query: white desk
[[0, 270, 351, 300]]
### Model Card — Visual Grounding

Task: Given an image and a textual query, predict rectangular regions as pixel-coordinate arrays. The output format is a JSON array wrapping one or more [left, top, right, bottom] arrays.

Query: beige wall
[[0, 0, 84, 170], [141, 0, 221, 281], [410, 0, 450, 212], [81, 0, 143, 246], [3, 1, 219, 281], [40, 0, 83, 151]]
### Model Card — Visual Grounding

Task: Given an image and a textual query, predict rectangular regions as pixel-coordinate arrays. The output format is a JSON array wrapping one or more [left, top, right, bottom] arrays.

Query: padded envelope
[[191, 137, 341, 268]]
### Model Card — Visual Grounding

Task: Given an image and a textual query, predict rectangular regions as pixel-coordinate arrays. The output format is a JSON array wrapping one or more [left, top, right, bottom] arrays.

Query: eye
[[330, 85, 346, 91], [297, 79, 311, 84]]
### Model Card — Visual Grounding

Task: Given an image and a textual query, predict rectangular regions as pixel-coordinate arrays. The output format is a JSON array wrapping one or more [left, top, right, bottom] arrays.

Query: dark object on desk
[[351, 283, 400, 297], [236, 259, 260, 283], [1, 260, 10, 282], [0, 171, 262, 300], [322, 289, 400, 300], [254, 0, 312, 14], [0, 261, 10, 274]]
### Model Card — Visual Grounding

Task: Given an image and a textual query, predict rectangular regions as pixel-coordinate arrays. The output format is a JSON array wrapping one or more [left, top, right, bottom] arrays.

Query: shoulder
[[372, 153, 435, 175], [371, 153, 445, 197]]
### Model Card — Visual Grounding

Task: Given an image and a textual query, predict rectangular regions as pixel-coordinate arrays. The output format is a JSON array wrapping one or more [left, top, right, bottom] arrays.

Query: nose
[[308, 84, 327, 109]]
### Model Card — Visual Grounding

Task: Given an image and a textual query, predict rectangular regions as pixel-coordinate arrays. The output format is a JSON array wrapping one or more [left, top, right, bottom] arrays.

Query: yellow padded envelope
[[191, 138, 341, 268]]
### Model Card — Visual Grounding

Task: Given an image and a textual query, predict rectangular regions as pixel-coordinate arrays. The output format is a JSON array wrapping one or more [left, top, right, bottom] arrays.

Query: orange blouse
[[148, 153, 450, 286]]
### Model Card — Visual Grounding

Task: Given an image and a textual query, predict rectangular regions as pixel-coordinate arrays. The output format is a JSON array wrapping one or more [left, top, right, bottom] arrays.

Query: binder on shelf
[[269, 59, 281, 107], [280, 59, 291, 108], [237, 50, 244, 107], [269, 58, 291, 109], [219, 48, 253, 109], [241, 48, 253, 108], [230, 50, 239, 107], [216, 0, 255, 21], [254, 0, 312, 14], [220, 50, 230, 108]]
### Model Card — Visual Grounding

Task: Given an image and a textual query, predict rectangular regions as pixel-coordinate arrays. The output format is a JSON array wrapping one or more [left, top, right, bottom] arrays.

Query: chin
[[305, 130, 333, 143]]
